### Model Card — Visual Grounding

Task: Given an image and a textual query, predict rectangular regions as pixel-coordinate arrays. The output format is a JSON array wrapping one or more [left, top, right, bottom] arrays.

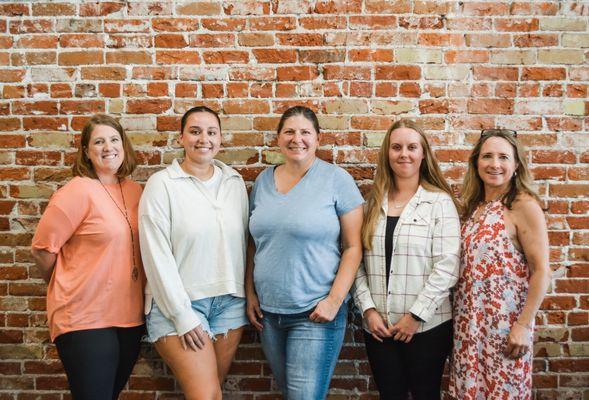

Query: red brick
[[445, 50, 489, 63], [348, 49, 394, 62], [223, 100, 269, 114], [127, 99, 172, 114], [474, 66, 519, 81], [249, 16, 296, 31], [0, 3, 29, 16], [59, 33, 103, 48], [226, 83, 248, 98], [276, 33, 324, 46], [324, 66, 371, 81], [522, 67, 566, 81], [154, 34, 188, 48], [276, 66, 319, 81], [155, 50, 200, 64], [50, 83, 73, 98], [299, 16, 346, 30], [202, 51, 249, 64], [364, 0, 411, 13], [419, 33, 464, 46], [149, 18, 196, 32], [10, 19, 53, 34], [189, 33, 235, 47], [375, 65, 421, 80], [106, 51, 152, 65], [202, 83, 224, 98], [468, 99, 513, 114], [252, 49, 296, 64], [349, 15, 397, 29], [201, 17, 246, 31], [495, 18, 539, 31], [79, 2, 124, 16], [58, 51, 103, 66], [60, 100, 105, 115], [32, 2, 75, 16], [550, 184, 588, 198], [514, 34, 559, 47]]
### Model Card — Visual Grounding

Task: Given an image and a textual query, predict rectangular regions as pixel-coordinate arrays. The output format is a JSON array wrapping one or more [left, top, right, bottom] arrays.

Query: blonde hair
[[461, 131, 540, 219], [362, 119, 459, 250]]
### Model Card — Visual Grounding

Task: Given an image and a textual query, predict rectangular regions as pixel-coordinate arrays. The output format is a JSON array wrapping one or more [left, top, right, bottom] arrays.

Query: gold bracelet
[[515, 320, 533, 331]]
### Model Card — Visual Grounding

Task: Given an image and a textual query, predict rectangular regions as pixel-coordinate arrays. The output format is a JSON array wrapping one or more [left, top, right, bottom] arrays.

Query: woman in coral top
[[31, 114, 145, 400]]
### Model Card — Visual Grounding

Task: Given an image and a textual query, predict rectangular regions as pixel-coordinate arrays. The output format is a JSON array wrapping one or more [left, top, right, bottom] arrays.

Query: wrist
[[515, 320, 533, 331], [409, 313, 424, 322], [327, 293, 344, 307]]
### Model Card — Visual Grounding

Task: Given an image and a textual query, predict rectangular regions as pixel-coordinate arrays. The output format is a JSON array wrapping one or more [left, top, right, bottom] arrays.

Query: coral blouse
[[32, 177, 145, 341]]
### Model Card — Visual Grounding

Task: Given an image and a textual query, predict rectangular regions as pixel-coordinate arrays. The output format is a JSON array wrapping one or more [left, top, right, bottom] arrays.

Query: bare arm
[[310, 205, 364, 322], [30, 248, 57, 284], [245, 235, 263, 330], [505, 195, 551, 358], [513, 197, 551, 326]]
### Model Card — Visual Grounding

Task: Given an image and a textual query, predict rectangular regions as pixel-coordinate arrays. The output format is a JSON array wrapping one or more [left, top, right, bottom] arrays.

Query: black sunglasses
[[481, 129, 517, 138]]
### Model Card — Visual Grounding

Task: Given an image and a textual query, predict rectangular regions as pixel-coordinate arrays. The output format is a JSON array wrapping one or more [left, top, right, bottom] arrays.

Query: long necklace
[[98, 178, 139, 282]]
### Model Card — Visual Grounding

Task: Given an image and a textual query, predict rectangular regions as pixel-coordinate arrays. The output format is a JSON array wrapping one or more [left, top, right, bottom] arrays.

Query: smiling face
[[85, 124, 124, 180], [477, 136, 518, 193], [179, 111, 221, 166], [277, 114, 319, 164], [388, 127, 424, 181]]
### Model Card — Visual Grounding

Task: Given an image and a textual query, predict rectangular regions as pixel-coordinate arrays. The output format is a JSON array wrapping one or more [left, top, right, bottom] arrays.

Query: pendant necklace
[[98, 178, 139, 282], [391, 200, 407, 209]]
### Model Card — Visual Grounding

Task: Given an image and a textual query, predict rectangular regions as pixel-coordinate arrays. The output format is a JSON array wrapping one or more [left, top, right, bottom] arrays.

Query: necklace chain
[[98, 178, 139, 282], [391, 200, 407, 209]]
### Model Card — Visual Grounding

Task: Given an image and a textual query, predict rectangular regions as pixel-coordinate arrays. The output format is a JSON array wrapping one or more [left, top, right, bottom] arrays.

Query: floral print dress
[[449, 200, 532, 400]]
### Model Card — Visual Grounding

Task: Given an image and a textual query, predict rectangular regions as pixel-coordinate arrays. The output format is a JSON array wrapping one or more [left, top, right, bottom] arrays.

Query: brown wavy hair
[[72, 114, 137, 179], [461, 130, 540, 220], [362, 119, 459, 250]]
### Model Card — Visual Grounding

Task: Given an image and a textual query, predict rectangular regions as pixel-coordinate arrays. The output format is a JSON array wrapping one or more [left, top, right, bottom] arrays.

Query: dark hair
[[72, 114, 136, 179], [276, 106, 320, 135], [180, 106, 221, 133]]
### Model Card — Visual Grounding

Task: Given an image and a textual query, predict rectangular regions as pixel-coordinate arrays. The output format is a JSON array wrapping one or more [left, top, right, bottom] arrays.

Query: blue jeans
[[146, 295, 248, 343], [260, 304, 347, 400]]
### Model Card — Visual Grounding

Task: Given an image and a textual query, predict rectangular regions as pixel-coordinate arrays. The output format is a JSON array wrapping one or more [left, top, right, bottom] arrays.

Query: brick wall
[[0, 1, 588, 398]]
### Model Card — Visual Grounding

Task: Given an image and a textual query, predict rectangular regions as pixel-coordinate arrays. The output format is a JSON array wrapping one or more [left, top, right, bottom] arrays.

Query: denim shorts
[[146, 294, 248, 343]]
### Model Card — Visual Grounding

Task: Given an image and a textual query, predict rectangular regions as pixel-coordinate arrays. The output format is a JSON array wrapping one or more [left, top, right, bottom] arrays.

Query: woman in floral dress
[[449, 129, 551, 399]]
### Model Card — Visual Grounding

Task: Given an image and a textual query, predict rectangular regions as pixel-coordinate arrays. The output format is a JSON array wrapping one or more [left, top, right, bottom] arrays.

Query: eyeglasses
[[481, 129, 517, 138]]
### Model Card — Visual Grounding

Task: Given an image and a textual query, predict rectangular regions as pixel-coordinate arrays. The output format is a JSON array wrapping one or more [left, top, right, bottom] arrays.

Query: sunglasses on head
[[481, 129, 517, 138]]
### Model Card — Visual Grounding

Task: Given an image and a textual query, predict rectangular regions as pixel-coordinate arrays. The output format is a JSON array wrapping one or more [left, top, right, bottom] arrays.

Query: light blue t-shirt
[[249, 158, 364, 314]]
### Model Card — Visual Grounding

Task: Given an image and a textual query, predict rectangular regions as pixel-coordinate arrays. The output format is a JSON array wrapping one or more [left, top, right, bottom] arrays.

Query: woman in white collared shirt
[[353, 119, 460, 400]]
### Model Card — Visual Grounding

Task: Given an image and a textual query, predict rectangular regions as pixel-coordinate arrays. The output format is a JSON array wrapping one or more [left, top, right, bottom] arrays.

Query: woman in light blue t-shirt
[[245, 106, 364, 400]]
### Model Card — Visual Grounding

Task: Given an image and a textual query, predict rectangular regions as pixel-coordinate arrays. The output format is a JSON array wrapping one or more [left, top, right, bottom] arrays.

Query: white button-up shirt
[[353, 185, 460, 333]]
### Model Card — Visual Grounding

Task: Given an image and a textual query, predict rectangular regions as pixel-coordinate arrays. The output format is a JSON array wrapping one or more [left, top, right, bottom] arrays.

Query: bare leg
[[155, 335, 221, 400], [213, 326, 244, 383]]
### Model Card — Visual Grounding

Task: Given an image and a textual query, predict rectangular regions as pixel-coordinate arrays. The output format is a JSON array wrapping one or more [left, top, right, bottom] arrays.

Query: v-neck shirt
[[249, 158, 364, 314]]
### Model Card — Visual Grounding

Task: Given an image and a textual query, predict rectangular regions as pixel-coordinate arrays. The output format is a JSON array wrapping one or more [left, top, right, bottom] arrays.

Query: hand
[[504, 321, 532, 359], [309, 296, 340, 323], [246, 291, 264, 331], [389, 314, 420, 343], [364, 308, 392, 342], [179, 325, 208, 352]]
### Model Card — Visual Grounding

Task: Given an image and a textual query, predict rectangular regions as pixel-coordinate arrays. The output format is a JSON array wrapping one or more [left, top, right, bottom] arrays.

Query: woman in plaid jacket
[[353, 119, 461, 400]]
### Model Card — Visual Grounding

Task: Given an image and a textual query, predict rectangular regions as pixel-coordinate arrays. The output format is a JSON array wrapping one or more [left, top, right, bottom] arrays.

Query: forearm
[[245, 237, 256, 296], [517, 266, 552, 326], [328, 245, 363, 305], [31, 249, 57, 283]]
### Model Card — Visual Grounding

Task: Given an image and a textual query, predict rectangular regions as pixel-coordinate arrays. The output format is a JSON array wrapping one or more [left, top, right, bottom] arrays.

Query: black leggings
[[363, 320, 452, 400], [54, 325, 144, 400]]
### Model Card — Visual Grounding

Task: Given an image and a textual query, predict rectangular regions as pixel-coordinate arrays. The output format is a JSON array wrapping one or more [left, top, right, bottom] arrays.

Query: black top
[[384, 216, 400, 285]]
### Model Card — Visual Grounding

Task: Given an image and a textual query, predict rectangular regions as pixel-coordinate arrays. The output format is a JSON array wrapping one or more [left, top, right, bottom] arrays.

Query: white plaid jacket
[[353, 186, 460, 333]]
